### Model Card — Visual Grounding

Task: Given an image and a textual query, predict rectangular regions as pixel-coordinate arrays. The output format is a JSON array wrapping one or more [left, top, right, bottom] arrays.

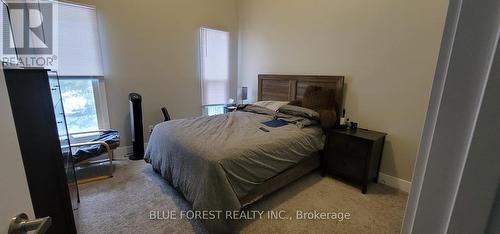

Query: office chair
[[161, 107, 171, 121]]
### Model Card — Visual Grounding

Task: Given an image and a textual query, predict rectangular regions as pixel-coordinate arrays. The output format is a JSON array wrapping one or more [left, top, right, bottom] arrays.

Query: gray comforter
[[144, 106, 325, 232]]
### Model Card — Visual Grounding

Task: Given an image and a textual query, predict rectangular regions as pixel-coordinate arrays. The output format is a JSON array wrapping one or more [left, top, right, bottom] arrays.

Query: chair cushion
[[73, 130, 120, 163]]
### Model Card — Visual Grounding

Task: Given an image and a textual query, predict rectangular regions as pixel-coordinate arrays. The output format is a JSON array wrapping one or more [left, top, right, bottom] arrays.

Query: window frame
[[55, 1, 108, 139], [199, 26, 230, 115]]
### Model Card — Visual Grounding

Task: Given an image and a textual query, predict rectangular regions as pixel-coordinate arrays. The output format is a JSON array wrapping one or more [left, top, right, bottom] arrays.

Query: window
[[59, 79, 101, 134], [57, 2, 108, 134], [58, 78, 109, 135], [205, 105, 225, 116], [200, 27, 230, 116]]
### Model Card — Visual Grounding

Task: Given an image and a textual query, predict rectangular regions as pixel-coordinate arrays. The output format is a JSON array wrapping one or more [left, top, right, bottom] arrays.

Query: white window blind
[[200, 28, 229, 105], [57, 2, 103, 76]]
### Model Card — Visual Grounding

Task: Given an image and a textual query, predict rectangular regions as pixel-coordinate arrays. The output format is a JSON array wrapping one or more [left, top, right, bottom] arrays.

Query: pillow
[[240, 104, 277, 116], [278, 104, 320, 120], [253, 101, 289, 111]]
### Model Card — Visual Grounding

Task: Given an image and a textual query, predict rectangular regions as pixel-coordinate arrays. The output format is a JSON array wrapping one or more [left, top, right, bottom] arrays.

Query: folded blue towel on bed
[[262, 119, 288, 128]]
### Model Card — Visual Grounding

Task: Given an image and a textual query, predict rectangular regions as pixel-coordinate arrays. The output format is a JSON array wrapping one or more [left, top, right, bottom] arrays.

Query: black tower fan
[[129, 93, 144, 160]]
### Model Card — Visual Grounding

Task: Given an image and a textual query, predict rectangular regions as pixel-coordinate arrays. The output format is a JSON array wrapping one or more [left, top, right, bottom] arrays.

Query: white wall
[[71, 0, 239, 144], [0, 68, 34, 232], [67, 0, 449, 181], [237, 0, 448, 181]]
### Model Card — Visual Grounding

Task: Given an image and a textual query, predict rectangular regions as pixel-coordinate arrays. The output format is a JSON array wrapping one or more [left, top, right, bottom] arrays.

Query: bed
[[145, 74, 344, 232]]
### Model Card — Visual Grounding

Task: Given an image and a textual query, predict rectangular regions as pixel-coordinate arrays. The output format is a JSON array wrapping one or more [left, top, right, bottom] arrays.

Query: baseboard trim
[[378, 173, 411, 193], [114, 145, 133, 158], [114, 143, 148, 158]]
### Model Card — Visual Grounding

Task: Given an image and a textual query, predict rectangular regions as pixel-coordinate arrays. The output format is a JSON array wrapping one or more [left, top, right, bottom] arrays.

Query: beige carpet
[[74, 160, 408, 233]]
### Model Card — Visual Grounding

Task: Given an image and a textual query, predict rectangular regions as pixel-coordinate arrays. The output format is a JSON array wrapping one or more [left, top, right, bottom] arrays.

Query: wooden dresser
[[322, 128, 387, 193]]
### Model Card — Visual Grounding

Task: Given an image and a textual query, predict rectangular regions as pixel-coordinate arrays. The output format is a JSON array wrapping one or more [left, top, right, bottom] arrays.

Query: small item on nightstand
[[224, 98, 237, 113], [338, 109, 349, 129], [339, 109, 347, 125], [351, 122, 358, 129]]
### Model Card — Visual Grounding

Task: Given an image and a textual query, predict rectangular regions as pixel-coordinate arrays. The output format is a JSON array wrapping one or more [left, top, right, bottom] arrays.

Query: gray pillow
[[278, 104, 320, 120], [240, 104, 277, 116]]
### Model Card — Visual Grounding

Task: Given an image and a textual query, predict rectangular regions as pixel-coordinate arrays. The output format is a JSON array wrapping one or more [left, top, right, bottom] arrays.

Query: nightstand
[[322, 128, 387, 193]]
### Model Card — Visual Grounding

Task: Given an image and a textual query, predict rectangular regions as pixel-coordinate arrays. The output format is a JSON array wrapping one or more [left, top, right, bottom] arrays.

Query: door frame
[[402, 0, 500, 233]]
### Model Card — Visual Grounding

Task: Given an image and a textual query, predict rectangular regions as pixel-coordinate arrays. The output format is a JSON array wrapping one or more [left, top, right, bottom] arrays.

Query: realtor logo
[[2, 0, 57, 68], [2, 1, 53, 55]]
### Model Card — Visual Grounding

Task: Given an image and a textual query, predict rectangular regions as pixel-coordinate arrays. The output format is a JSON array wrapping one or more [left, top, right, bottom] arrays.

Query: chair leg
[[77, 176, 113, 185], [74, 150, 115, 185], [72, 159, 80, 204], [107, 150, 113, 177]]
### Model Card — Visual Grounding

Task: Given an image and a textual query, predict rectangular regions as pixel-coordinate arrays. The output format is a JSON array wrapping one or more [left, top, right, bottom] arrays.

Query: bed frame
[[239, 74, 344, 207]]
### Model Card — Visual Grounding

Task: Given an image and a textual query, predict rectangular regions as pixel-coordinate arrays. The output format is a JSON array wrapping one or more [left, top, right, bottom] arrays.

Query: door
[[0, 68, 35, 232], [3, 68, 77, 233]]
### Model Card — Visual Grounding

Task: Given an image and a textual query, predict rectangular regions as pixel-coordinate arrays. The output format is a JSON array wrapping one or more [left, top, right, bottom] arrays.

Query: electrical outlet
[[148, 125, 154, 134]]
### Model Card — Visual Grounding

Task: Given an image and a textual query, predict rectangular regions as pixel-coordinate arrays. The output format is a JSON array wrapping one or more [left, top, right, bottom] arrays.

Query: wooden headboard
[[258, 74, 345, 113]]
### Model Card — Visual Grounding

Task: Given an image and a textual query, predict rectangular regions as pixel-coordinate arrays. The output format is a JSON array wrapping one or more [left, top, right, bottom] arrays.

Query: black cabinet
[[322, 128, 387, 193], [4, 68, 77, 233]]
